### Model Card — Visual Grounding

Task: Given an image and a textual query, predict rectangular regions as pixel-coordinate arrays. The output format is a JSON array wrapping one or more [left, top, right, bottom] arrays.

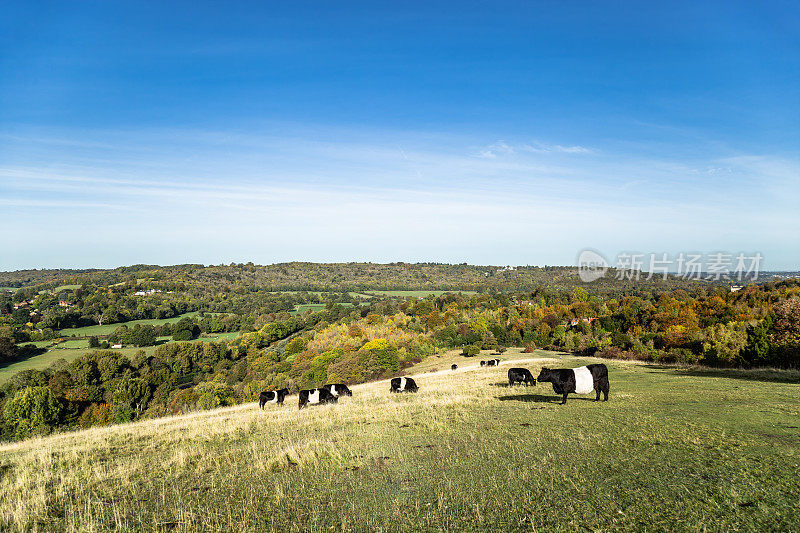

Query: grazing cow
[[390, 376, 418, 393], [508, 368, 536, 386], [322, 383, 353, 398], [451, 364, 458, 371], [298, 388, 337, 409], [486, 359, 501, 367], [480, 360, 487, 367], [259, 388, 289, 408], [536, 364, 610, 405]]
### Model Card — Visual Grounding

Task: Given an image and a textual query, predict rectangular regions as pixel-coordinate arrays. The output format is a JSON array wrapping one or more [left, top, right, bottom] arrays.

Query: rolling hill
[[1, 349, 798, 531]]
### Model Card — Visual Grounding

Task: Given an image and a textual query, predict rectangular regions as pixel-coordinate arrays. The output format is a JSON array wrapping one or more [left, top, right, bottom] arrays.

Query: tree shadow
[[0, 345, 47, 371], [643, 364, 800, 384]]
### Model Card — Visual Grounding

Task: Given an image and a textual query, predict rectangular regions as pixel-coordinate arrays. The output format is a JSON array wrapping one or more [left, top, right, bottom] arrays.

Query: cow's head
[[536, 367, 553, 382]]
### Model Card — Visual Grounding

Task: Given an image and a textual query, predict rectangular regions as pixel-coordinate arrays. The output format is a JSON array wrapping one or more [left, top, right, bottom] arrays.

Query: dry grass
[[1, 350, 798, 532]]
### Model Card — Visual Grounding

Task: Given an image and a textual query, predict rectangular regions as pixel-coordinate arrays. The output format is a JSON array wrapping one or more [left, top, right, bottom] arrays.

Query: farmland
[[39, 284, 83, 294], [57, 311, 200, 338], [366, 290, 478, 297], [0, 326, 240, 384], [1, 349, 798, 531], [290, 302, 359, 315]]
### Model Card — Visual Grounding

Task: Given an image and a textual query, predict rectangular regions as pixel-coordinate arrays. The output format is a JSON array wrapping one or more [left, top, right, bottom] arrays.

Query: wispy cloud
[[1, 125, 797, 269], [478, 140, 594, 158]]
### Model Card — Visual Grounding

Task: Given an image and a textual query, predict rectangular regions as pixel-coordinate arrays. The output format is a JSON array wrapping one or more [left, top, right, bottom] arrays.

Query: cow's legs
[[595, 384, 601, 401], [601, 378, 610, 401], [561, 393, 568, 405]]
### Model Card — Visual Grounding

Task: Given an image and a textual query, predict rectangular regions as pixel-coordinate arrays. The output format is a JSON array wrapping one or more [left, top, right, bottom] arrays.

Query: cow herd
[[259, 359, 611, 410]]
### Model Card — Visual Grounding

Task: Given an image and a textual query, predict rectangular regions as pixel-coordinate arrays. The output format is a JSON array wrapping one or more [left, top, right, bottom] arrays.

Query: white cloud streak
[[0, 126, 797, 269]]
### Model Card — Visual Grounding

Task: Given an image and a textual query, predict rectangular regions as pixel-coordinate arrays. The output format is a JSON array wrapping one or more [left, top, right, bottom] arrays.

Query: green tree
[[128, 324, 158, 347], [572, 287, 589, 303], [743, 315, 773, 365], [3, 386, 63, 439]]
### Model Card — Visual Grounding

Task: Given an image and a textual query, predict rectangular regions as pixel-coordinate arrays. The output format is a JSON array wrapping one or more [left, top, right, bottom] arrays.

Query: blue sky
[[1, 1, 798, 270]]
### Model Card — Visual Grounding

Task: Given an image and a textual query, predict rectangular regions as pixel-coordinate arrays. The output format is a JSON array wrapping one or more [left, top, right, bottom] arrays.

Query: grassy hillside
[[1, 350, 798, 531]]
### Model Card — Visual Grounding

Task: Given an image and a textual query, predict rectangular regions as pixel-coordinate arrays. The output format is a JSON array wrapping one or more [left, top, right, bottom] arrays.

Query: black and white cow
[[322, 383, 353, 398], [298, 388, 337, 409], [480, 360, 487, 367], [451, 364, 458, 371], [259, 388, 289, 408], [536, 364, 610, 405], [486, 359, 501, 367], [507, 368, 536, 386], [390, 376, 418, 393]]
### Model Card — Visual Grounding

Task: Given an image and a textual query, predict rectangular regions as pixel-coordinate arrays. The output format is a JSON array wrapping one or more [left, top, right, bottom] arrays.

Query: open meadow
[[0, 329, 239, 384], [366, 290, 479, 297], [1, 350, 798, 531], [57, 312, 200, 338]]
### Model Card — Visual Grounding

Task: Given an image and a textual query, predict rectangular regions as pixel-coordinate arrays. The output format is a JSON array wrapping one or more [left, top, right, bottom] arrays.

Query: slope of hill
[[1, 349, 798, 531]]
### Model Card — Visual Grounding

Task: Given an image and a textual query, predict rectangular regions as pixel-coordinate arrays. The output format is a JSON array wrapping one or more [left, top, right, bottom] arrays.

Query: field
[[1, 349, 798, 531], [0, 345, 163, 384], [39, 284, 83, 294], [291, 302, 359, 314], [0, 330, 240, 384], [57, 312, 200, 337], [366, 290, 478, 297]]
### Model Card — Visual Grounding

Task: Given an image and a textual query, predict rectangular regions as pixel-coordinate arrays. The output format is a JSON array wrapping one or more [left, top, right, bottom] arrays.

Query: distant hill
[[0, 262, 718, 294]]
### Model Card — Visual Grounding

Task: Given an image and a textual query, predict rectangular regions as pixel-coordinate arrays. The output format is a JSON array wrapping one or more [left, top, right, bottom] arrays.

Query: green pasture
[[1, 326, 240, 384], [58, 311, 200, 337], [367, 290, 478, 297]]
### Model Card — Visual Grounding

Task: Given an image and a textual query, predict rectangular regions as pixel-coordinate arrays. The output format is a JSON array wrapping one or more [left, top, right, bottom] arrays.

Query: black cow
[[259, 388, 289, 408], [508, 368, 536, 386], [451, 364, 458, 371], [486, 359, 501, 367], [322, 383, 353, 398], [480, 360, 487, 367], [390, 376, 418, 393], [536, 364, 610, 405], [298, 388, 337, 409]]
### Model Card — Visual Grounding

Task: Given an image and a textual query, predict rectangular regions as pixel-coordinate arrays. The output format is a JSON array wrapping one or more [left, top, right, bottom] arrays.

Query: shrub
[[462, 345, 480, 357], [286, 338, 308, 355]]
